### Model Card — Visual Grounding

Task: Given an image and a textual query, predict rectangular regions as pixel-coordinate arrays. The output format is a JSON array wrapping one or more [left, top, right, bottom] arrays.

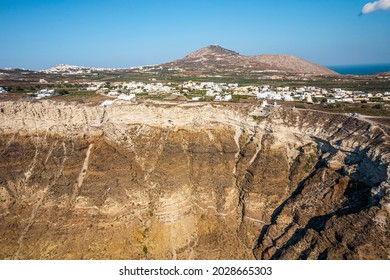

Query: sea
[[327, 63, 390, 75]]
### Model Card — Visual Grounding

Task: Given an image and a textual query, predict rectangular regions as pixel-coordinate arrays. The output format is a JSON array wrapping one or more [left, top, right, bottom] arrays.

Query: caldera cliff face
[[0, 101, 388, 259]]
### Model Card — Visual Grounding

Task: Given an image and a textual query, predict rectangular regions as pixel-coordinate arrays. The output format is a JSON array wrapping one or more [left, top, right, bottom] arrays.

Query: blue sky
[[0, 0, 389, 70]]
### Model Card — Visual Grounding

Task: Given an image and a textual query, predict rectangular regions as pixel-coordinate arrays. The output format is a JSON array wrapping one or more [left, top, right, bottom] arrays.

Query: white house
[[224, 94, 232, 101], [87, 86, 99, 91], [341, 98, 354, 103], [36, 89, 53, 99], [206, 90, 217, 96], [215, 95, 232, 102], [107, 91, 119, 96], [283, 95, 294, 102], [117, 93, 136, 101]]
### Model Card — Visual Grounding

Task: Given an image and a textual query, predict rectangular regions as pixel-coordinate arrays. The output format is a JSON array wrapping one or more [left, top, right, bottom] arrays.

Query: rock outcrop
[[0, 101, 388, 259]]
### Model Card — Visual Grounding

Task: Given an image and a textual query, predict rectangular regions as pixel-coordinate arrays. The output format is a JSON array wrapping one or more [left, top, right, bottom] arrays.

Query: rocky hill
[[162, 45, 339, 76], [0, 101, 388, 259]]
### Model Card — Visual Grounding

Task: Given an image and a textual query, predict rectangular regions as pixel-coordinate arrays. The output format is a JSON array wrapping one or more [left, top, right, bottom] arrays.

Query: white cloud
[[362, 0, 390, 14]]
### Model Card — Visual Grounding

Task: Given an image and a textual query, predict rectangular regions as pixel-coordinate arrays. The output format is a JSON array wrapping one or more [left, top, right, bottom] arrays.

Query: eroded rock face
[[0, 101, 388, 259]]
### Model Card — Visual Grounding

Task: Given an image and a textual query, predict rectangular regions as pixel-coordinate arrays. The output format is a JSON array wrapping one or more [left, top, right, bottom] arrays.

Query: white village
[[4, 80, 387, 105]]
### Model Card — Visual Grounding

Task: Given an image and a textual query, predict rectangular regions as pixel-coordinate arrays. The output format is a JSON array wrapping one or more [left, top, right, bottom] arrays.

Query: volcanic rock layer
[[0, 101, 388, 259]]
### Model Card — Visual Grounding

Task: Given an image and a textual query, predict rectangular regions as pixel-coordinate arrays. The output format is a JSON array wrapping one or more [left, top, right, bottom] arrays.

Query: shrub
[[57, 89, 70, 95], [252, 115, 265, 121]]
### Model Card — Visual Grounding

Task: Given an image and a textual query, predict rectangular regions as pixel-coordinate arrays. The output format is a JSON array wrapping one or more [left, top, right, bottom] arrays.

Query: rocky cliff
[[0, 101, 388, 259]]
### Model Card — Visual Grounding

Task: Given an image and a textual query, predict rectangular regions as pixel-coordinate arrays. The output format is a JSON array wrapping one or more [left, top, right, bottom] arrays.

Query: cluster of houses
[[95, 81, 239, 105], [26, 89, 56, 100], [249, 85, 389, 104], [99, 92, 136, 106], [105, 82, 172, 96], [91, 81, 389, 104], [0, 87, 60, 99], [1, 81, 388, 105]]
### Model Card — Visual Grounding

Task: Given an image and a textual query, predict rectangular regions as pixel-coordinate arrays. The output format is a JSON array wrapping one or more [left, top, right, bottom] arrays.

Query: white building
[[224, 94, 232, 101], [260, 85, 270, 91], [256, 91, 282, 101], [215, 94, 232, 102], [117, 93, 136, 101], [341, 98, 354, 103], [283, 95, 294, 101], [86, 83, 103, 91], [107, 91, 119, 96], [35, 89, 54, 99], [206, 90, 217, 96], [276, 86, 290, 92]]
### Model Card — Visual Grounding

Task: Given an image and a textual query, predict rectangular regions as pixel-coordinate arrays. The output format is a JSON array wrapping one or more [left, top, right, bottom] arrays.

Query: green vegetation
[[304, 163, 312, 173], [62, 90, 95, 97], [278, 99, 389, 117], [304, 154, 317, 173], [232, 94, 253, 100], [252, 115, 266, 121], [56, 89, 70, 95], [318, 103, 390, 117]]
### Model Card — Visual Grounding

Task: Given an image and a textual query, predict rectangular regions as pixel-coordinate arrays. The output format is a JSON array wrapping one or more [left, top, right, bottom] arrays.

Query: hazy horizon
[[1, 0, 390, 70]]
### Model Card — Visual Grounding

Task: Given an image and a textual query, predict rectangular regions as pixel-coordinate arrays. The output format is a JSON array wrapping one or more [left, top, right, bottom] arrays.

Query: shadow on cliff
[[253, 137, 388, 260]]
